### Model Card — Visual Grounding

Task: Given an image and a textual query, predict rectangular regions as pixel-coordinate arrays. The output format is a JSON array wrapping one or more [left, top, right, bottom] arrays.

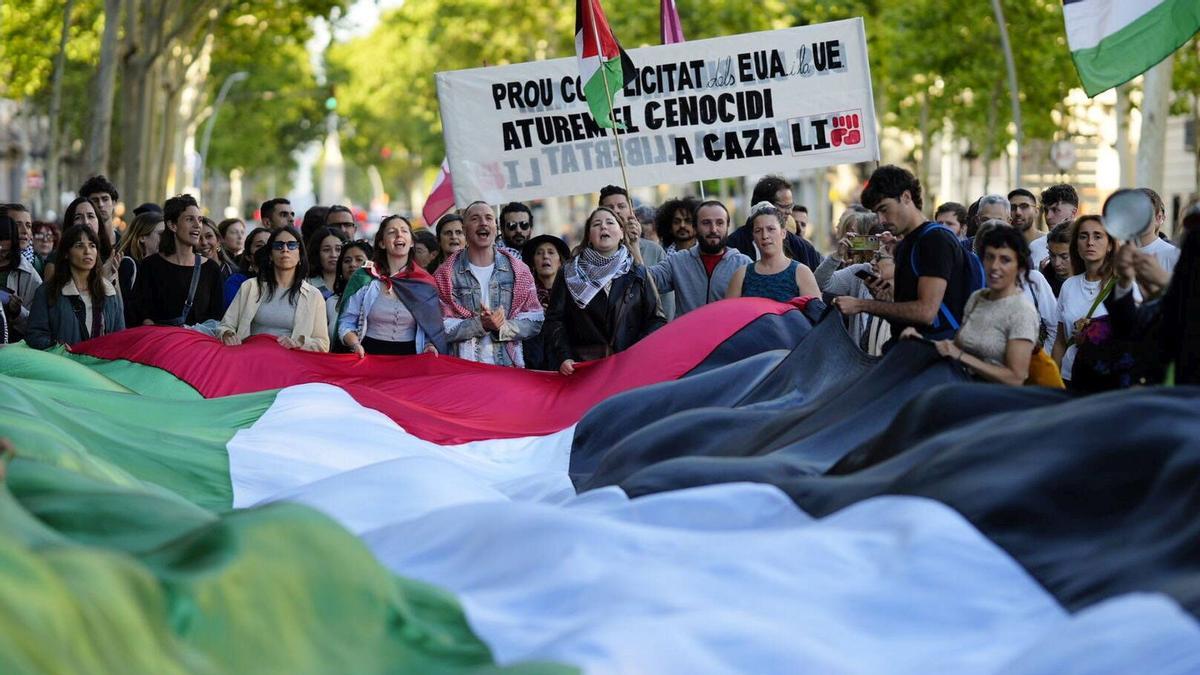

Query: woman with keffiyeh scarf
[[337, 216, 447, 357], [544, 207, 666, 376]]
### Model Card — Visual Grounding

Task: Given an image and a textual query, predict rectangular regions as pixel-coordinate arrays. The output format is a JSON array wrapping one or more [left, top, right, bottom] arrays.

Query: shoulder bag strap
[[179, 254, 203, 325], [1085, 277, 1117, 319]]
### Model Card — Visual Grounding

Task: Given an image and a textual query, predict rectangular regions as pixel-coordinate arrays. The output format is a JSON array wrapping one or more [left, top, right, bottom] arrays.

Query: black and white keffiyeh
[[564, 245, 632, 308]]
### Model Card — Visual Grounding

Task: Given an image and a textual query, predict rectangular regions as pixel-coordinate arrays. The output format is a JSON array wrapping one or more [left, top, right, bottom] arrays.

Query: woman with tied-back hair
[[1052, 214, 1141, 387], [26, 224, 125, 348], [725, 202, 820, 302], [200, 216, 239, 281], [337, 215, 446, 357], [814, 205, 881, 290], [132, 194, 225, 326], [218, 218, 246, 260], [217, 226, 329, 351], [544, 207, 664, 375]]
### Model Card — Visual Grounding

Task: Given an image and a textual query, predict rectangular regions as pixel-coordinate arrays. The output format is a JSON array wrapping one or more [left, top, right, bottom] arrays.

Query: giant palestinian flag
[[1064, 0, 1200, 96], [1, 298, 1199, 674]]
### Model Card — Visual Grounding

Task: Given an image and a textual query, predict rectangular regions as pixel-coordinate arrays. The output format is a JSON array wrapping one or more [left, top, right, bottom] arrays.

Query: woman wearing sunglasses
[[217, 226, 329, 351]]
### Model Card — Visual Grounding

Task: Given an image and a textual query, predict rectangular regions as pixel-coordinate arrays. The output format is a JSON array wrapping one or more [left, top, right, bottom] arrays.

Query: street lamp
[[196, 70, 250, 192]]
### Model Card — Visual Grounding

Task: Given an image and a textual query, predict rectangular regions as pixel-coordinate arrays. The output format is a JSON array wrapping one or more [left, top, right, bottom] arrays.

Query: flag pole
[[586, 0, 633, 198], [658, 0, 704, 200]]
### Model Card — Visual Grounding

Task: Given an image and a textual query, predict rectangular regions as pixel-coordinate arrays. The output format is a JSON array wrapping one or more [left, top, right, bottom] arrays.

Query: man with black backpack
[[833, 165, 982, 342]]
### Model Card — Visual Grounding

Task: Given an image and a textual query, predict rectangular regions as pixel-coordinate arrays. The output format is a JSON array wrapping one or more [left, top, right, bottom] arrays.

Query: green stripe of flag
[[0, 347, 575, 674], [1071, 0, 1200, 96], [0, 465, 569, 674], [583, 56, 628, 128], [0, 349, 272, 511]]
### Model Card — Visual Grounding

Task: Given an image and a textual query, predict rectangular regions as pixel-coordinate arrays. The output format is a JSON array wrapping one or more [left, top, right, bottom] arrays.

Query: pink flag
[[422, 159, 455, 226], [660, 0, 685, 44]]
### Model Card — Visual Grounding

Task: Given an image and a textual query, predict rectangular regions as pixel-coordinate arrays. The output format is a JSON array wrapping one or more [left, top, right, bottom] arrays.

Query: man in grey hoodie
[[648, 200, 751, 317]]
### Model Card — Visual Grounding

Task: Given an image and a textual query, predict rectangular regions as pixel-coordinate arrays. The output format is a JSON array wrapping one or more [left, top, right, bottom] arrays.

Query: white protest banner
[[435, 18, 879, 206]]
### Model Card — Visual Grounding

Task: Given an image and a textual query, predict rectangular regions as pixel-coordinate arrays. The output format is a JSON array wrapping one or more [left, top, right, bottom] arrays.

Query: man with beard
[[654, 196, 699, 253], [648, 200, 751, 316], [433, 201, 543, 366], [1008, 188, 1044, 267], [598, 186, 674, 319], [260, 198, 295, 231], [498, 202, 534, 253]]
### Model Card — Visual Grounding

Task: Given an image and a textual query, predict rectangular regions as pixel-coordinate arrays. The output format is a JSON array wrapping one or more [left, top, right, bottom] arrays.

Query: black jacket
[[727, 227, 823, 271], [544, 265, 665, 367]]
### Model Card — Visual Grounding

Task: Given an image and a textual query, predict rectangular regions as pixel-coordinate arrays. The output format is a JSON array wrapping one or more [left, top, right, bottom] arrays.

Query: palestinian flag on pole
[[3, 298, 1200, 673], [575, 0, 636, 129], [1064, 0, 1200, 96]]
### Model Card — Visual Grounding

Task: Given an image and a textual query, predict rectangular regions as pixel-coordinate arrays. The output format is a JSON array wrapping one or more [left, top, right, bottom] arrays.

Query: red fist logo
[[831, 114, 862, 148]]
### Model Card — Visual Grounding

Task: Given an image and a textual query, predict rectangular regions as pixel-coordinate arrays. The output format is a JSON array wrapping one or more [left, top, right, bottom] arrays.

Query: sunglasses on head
[[271, 240, 300, 251], [505, 221, 532, 231]]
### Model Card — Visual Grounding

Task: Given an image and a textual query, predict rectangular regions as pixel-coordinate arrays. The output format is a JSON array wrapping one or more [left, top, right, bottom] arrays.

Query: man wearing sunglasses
[[499, 202, 534, 252]]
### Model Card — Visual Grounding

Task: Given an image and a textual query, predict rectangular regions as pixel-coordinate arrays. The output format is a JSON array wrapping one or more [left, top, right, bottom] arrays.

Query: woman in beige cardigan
[[218, 226, 329, 351]]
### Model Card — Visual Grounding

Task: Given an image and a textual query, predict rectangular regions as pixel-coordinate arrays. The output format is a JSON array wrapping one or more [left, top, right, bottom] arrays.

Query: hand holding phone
[[854, 269, 879, 283]]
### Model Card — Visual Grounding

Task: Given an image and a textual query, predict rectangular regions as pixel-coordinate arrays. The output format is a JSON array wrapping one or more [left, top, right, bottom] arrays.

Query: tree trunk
[[1115, 82, 1135, 186], [119, 0, 147, 200], [44, 0, 77, 213], [1136, 55, 1174, 193], [87, 0, 122, 176], [918, 93, 931, 198]]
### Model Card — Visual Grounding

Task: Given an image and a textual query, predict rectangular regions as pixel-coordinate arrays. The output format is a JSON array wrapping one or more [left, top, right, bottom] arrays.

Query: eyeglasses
[[504, 221, 532, 231], [271, 241, 300, 251], [33, 233, 54, 241]]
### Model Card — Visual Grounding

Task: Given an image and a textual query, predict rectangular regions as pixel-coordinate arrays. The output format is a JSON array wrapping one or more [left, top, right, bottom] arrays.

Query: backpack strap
[[908, 223, 961, 331]]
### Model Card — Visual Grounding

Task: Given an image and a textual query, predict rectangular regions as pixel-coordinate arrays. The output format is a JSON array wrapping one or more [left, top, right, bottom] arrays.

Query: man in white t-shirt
[[434, 201, 544, 367], [1137, 188, 1180, 280], [1008, 188, 1045, 267]]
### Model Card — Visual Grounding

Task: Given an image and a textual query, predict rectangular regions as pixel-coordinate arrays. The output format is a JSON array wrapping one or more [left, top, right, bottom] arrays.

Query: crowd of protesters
[[0, 168, 1194, 390]]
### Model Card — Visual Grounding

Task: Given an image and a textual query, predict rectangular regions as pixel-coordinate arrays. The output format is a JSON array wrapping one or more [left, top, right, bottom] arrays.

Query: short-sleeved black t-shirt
[[892, 222, 970, 338], [134, 254, 225, 325]]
